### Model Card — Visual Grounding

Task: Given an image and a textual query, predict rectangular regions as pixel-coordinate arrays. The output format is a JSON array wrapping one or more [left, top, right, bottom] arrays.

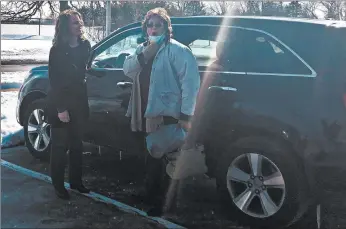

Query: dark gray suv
[[17, 16, 346, 228]]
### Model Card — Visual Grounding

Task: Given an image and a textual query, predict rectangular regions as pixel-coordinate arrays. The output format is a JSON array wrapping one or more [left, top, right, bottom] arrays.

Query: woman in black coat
[[47, 9, 91, 199]]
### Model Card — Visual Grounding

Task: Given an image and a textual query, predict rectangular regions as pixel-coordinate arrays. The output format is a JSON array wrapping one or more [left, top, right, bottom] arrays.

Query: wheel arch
[[19, 90, 47, 126], [205, 128, 316, 198]]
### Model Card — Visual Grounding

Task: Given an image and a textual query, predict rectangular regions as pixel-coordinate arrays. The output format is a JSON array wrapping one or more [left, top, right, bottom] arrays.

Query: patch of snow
[[1, 91, 24, 148], [1, 71, 28, 91], [1, 40, 51, 64], [1, 24, 98, 64], [1, 24, 55, 37], [1, 71, 28, 84]]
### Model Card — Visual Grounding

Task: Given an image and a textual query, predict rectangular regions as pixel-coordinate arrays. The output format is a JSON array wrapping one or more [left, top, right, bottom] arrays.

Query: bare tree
[[2, 1, 44, 22], [342, 2, 346, 20], [1, 1, 71, 22], [206, 1, 240, 15], [261, 1, 285, 16], [168, 1, 206, 16], [239, 1, 261, 16], [301, 2, 320, 19], [320, 1, 343, 20]]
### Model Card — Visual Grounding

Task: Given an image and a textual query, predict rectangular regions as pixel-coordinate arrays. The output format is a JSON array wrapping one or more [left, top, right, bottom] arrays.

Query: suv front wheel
[[23, 99, 51, 160], [216, 136, 310, 228]]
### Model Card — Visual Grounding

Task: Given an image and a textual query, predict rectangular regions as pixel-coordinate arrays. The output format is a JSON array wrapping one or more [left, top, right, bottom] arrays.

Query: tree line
[[2, 1, 346, 23], [2, 1, 346, 40]]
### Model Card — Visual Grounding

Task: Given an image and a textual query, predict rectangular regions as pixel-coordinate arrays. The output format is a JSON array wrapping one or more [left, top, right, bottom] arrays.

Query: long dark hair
[[142, 8, 173, 43], [52, 9, 86, 47]]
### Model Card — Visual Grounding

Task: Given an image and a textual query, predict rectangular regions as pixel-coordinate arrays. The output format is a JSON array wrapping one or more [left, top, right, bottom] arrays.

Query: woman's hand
[[58, 110, 70, 123], [178, 120, 191, 132], [142, 41, 160, 61]]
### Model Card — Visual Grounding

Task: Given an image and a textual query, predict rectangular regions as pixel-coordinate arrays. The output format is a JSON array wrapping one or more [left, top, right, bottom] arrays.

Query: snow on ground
[[1, 71, 28, 90], [1, 71, 29, 147], [1, 24, 98, 64], [1, 71, 27, 84], [1, 24, 55, 36], [1, 91, 24, 148], [1, 39, 52, 64], [1, 24, 54, 64]]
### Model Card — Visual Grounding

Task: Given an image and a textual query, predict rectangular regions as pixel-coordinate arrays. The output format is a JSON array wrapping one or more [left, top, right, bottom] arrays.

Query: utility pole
[[106, 0, 111, 37], [39, 9, 42, 36]]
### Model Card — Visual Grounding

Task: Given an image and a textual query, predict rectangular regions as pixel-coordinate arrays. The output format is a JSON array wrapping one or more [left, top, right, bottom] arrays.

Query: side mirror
[[117, 81, 133, 89]]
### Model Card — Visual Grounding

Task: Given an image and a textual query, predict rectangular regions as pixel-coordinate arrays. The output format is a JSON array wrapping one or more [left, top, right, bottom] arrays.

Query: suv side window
[[177, 25, 314, 76], [189, 39, 218, 67], [240, 30, 313, 75], [91, 29, 143, 69]]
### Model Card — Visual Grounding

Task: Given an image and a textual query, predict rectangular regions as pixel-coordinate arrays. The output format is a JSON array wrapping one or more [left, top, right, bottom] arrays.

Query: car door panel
[[84, 27, 144, 153], [85, 67, 140, 153]]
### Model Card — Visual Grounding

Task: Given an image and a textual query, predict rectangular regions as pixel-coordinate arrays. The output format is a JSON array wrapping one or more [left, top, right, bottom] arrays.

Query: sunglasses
[[147, 23, 163, 29]]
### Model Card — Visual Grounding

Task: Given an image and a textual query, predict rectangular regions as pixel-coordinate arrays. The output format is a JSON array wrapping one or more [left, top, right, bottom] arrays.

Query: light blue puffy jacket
[[123, 39, 200, 131]]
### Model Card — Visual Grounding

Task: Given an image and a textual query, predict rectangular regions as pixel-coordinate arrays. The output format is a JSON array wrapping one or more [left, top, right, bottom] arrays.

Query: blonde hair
[[53, 9, 86, 47]]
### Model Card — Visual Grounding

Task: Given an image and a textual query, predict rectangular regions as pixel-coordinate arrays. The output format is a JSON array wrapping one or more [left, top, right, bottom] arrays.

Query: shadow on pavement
[[2, 146, 345, 229], [1, 166, 162, 229]]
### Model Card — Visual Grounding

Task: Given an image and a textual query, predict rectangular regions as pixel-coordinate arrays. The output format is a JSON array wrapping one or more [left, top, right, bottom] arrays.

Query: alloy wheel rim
[[227, 153, 286, 218], [27, 109, 51, 152]]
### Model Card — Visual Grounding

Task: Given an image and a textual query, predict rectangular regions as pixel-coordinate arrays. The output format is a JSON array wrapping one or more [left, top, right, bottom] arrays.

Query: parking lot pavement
[[1, 165, 163, 229], [2, 146, 346, 229]]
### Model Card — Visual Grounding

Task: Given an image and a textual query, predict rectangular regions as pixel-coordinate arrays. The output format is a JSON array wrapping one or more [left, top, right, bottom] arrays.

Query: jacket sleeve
[[171, 46, 201, 120], [48, 46, 72, 112], [123, 45, 144, 79]]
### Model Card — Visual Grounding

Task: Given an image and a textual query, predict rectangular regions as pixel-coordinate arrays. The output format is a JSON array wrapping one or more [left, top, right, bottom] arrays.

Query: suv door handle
[[117, 81, 133, 89], [208, 86, 237, 92]]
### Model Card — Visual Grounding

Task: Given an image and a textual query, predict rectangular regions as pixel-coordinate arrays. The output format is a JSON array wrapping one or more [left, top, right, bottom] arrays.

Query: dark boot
[[70, 184, 90, 193], [147, 205, 164, 217], [54, 186, 70, 200]]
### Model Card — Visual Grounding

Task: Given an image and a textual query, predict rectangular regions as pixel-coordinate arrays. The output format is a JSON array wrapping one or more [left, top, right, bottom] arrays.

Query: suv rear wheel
[[23, 99, 51, 160], [216, 136, 310, 228]]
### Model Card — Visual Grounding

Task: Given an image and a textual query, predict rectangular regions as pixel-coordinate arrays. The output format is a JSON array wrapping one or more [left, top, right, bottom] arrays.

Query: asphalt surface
[[1, 164, 162, 229], [3, 146, 346, 229]]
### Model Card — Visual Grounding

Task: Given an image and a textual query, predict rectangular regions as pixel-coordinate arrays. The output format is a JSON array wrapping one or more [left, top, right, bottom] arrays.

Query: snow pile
[[1, 71, 28, 90], [1, 24, 98, 65], [1, 91, 24, 148], [1, 24, 55, 37], [1, 71, 28, 148], [1, 39, 52, 64]]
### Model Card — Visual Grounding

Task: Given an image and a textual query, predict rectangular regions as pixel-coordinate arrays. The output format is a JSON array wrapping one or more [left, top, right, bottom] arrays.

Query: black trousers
[[50, 120, 84, 189], [144, 147, 180, 210], [137, 116, 180, 208]]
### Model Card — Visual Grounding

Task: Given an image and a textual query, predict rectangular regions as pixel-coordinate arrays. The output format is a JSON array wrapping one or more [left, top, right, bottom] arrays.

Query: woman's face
[[146, 15, 165, 37], [69, 14, 83, 37]]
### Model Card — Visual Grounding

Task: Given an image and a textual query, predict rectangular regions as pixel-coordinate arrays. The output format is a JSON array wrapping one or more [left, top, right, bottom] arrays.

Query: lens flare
[[163, 9, 238, 213]]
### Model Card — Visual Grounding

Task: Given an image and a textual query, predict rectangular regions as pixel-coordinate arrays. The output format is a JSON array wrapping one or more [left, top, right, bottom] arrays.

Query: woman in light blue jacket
[[123, 8, 200, 216]]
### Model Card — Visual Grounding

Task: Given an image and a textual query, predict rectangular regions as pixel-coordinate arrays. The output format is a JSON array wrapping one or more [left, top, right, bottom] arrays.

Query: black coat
[[46, 39, 91, 127]]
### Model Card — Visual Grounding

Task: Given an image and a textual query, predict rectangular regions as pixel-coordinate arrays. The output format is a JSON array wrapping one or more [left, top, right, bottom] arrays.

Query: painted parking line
[[1, 159, 185, 229]]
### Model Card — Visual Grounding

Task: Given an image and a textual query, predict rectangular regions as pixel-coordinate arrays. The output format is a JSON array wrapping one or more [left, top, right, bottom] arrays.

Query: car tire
[[23, 98, 51, 160], [215, 136, 310, 229]]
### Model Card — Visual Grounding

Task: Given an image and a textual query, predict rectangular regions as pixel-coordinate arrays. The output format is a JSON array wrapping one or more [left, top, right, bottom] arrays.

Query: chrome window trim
[[199, 70, 313, 78], [200, 70, 246, 75], [181, 24, 317, 78], [208, 86, 238, 91], [93, 23, 317, 78]]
